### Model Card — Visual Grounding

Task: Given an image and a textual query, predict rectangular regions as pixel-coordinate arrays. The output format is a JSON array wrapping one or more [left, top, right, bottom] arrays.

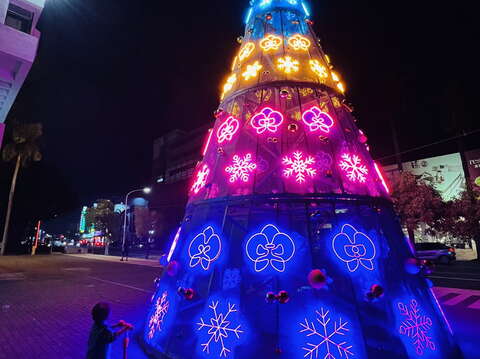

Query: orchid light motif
[[251, 107, 284, 134], [188, 226, 222, 271], [242, 61, 263, 80], [260, 34, 282, 52], [288, 34, 311, 51], [238, 42, 255, 62], [309, 59, 329, 79], [332, 224, 376, 272], [245, 224, 295, 273], [216, 116, 240, 144], [302, 107, 335, 133], [277, 56, 300, 74]]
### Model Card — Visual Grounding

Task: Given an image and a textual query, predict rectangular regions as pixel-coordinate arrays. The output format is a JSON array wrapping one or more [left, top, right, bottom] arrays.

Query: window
[[5, 3, 34, 34]]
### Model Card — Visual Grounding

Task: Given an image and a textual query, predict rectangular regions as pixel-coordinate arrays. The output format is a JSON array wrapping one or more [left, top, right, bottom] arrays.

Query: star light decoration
[[242, 61, 263, 80], [225, 153, 257, 183], [309, 59, 329, 79], [300, 307, 354, 359], [221, 74, 237, 99], [398, 299, 436, 356], [283, 151, 317, 183], [197, 300, 244, 357], [339, 153, 369, 183], [260, 34, 282, 52], [288, 34, 311, 51], [191, 164, 210, 194], [238, 42, 255, 62], [277, 56, 300, 74], [147, 291, 170, 339]]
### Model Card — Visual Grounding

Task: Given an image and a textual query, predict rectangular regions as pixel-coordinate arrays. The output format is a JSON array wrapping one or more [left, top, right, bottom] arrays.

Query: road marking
[[88, 276, 153, 294], [432, 287, 480, 310], [0, 273, 25, 281], [442, 293, 473, 306], [428, 276, 480, 282]]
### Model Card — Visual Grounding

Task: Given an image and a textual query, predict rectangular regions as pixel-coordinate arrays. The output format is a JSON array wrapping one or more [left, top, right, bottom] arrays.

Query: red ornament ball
[[265, 291, 276, 303], [166, 260, 179, 276], [184, 288, 195, 300], [369, 284, 384, 299], [277, 290, 290, 304], [308, 269, 327, 289], [404, 257, 421, 275]]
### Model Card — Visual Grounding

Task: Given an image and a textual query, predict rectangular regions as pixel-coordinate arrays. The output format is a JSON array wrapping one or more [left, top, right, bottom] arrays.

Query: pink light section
[[251, 107, 284, 134], [216, 116, 240, 144], [282, 151, 316, 183], [202, 129, 213, 156], [225, 153, 257, 183], [374, 162, 390, 193], [191, 164, 210, 194]]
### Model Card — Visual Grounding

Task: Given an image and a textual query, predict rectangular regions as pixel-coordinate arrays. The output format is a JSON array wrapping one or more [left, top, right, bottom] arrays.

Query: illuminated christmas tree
[[144, 1, 464, 358]]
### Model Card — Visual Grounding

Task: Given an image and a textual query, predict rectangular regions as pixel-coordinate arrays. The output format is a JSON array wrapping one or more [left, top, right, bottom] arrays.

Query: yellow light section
[[221, 74, 237, 99], [231, 56, 238, 71], [331, 71, 340, 82], [309, 59, 328, 78], [238, 42, 255, 62], [260, 34, 283, 52], [288, 34, 311, 51], [337, 82, 345, 93], [325, 54, 331, 64], [277, 56, 300, 74], [242, 61, 263, 80]]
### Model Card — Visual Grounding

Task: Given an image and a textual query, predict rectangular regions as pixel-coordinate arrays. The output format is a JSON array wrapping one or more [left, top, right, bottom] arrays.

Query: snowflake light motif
[[300, 307, 354, 359], [288, 34, 311, 51], [217, 116, 240, 144], [277, 56, 300, 74], [221, 74, 237, 99], [191, 164, 210, 194], [225, 154, 257, 183], [339, 153, 368, 183], [398, 299, 436, 356], [283, 151, 316, 183], [242, 61, 263, 80], [310, 59, 329, 79], [148, 291, 170, 339], [197, 300, 244, 357]]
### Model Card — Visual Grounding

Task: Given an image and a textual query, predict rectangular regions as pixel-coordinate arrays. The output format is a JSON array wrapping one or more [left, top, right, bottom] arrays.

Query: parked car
[[414, 242, 456, 264]]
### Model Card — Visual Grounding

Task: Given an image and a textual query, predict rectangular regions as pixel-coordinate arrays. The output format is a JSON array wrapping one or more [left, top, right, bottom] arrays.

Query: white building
[[0, 0, 44, 143]]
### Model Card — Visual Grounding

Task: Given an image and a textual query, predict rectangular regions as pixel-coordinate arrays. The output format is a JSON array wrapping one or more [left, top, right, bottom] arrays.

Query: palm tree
[[0, 122, 42, 255]]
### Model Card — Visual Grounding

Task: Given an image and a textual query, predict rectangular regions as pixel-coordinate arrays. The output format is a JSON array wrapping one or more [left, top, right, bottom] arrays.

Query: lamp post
[[121, 187, 151, 260]]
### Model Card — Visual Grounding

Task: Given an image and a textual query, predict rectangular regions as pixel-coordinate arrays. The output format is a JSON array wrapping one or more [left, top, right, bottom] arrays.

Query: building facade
[[152, 124, 212, 184], [0, 0, 44, 144]]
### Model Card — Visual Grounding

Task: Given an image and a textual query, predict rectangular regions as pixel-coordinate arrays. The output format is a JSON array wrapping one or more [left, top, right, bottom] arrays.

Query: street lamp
[[121, 187, 151, 259]]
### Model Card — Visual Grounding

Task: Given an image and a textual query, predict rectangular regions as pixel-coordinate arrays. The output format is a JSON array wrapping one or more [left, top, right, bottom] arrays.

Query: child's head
[[92, 302, 111, 324]]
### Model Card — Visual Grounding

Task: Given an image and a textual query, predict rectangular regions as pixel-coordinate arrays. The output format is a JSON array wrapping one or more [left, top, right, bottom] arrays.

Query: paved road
[[428, 260, 480, 290], [0, 254, 159, 359], [0, 255, 479, 358]]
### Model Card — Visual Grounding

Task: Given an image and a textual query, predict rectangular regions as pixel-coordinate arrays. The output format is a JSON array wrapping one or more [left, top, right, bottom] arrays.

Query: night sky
[[0, 0, 476, 235]]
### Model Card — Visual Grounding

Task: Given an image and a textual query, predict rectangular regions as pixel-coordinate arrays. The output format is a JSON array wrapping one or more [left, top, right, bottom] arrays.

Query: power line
[[375, 128, 480, 162]]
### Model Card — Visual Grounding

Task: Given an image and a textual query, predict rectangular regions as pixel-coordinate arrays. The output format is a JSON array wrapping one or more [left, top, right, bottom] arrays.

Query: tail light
[[448, 247, 455, 253]]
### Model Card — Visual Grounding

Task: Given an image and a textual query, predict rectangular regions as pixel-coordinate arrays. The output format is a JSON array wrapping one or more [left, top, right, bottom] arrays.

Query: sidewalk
[[65, 253, 164, 268]]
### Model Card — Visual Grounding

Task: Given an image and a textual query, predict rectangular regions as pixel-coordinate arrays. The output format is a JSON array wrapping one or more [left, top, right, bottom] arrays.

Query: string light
[[309, 59, 328, 78], [221, 74, 237, 99]]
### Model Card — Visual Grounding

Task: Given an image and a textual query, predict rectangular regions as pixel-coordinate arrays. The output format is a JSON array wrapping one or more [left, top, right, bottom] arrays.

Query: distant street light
[[121, 187, 152, 259]]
